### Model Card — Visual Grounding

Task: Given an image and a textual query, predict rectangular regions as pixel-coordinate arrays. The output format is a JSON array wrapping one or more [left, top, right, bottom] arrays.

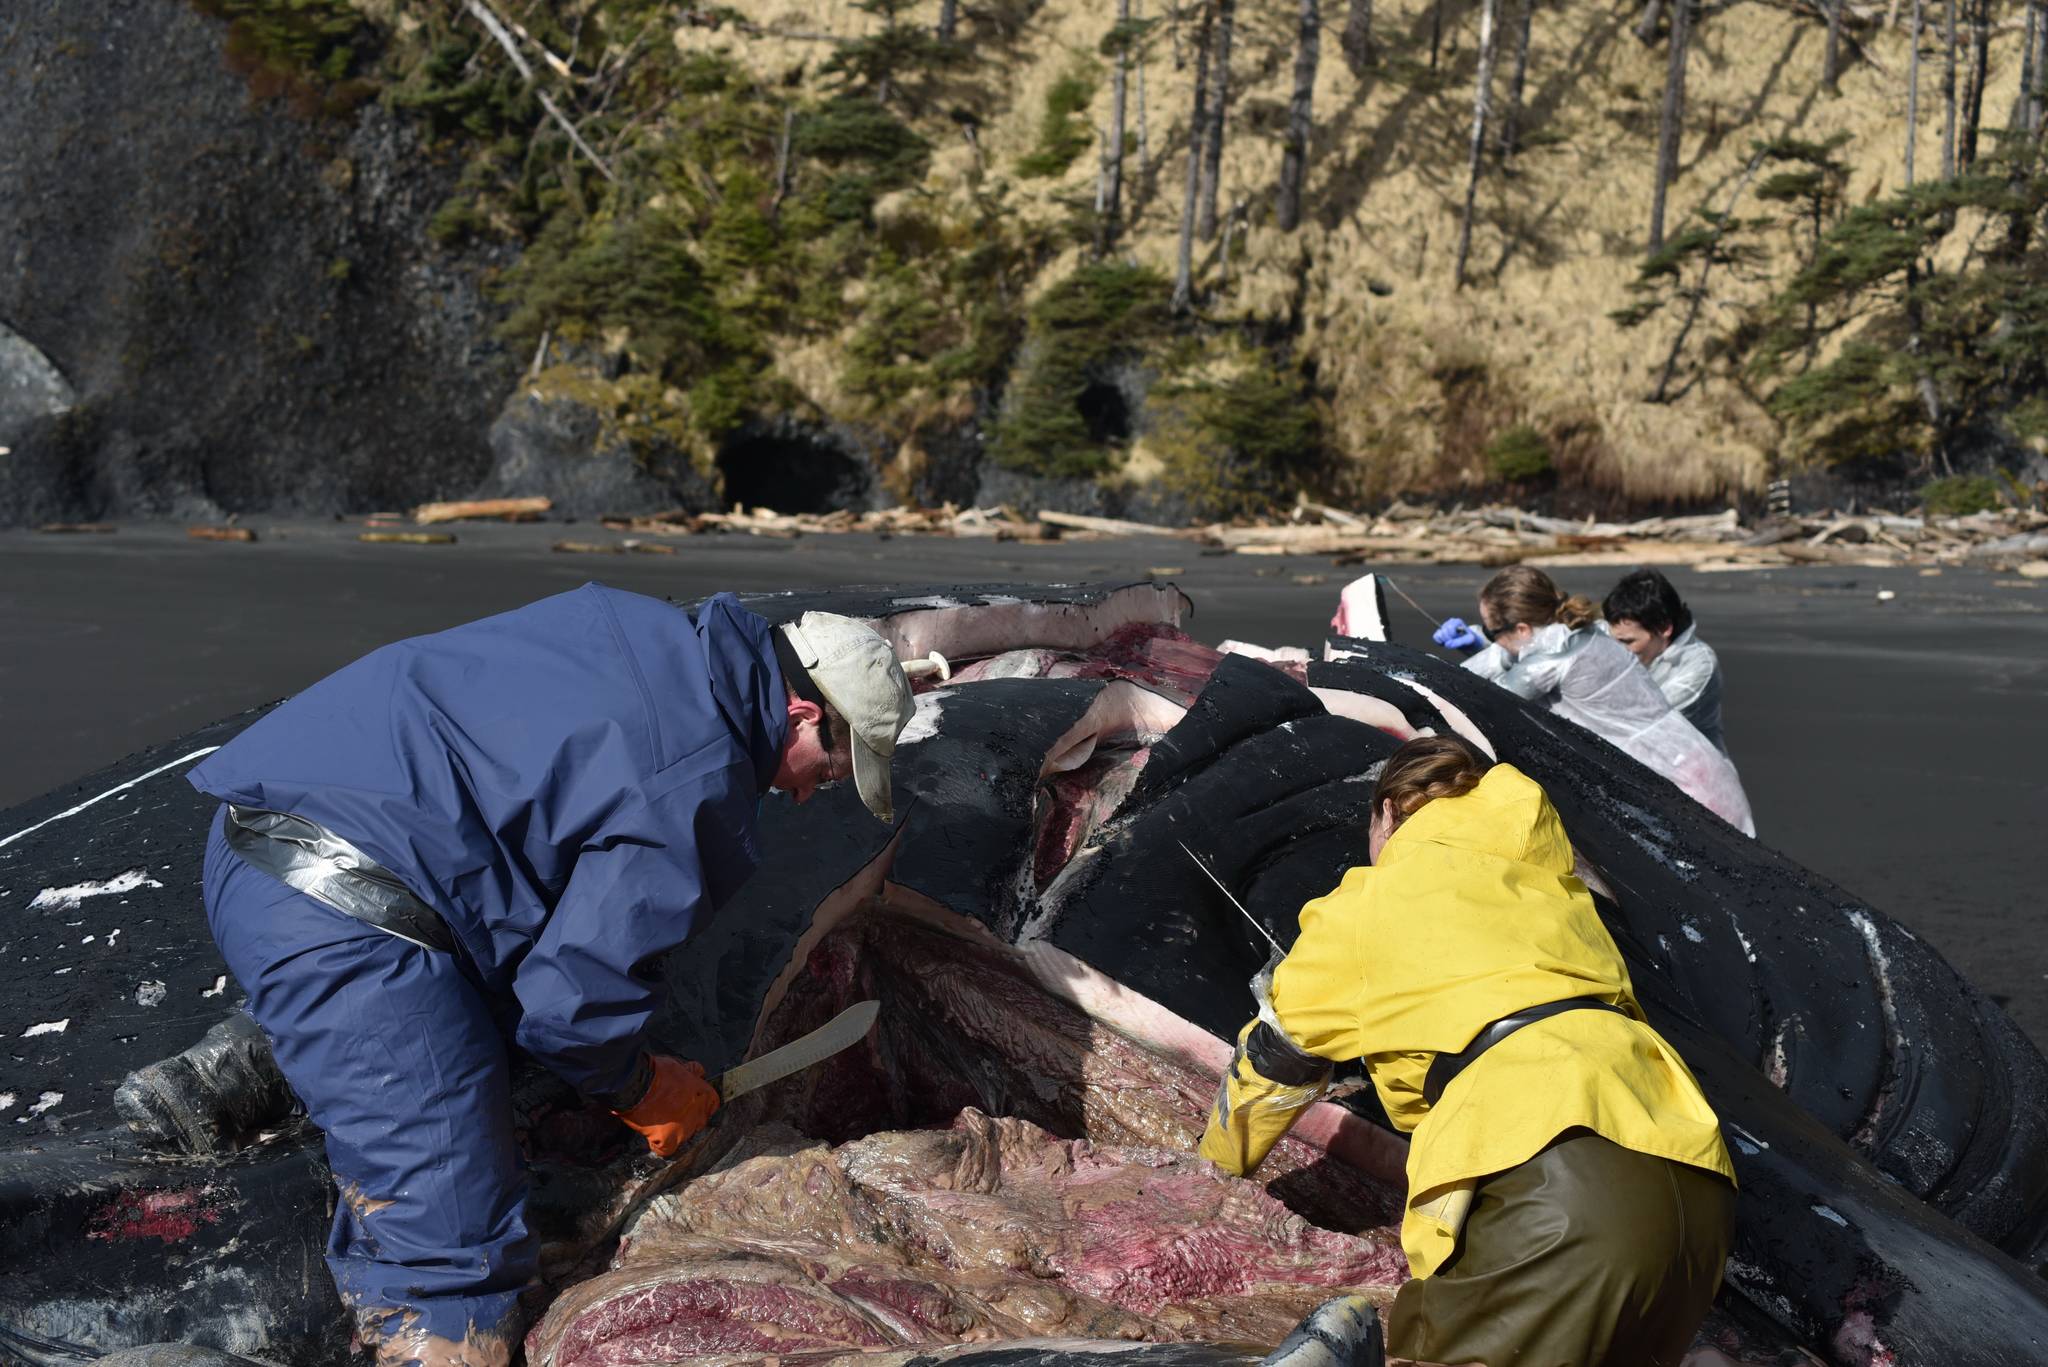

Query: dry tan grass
[[677, 0, 2035, 502]]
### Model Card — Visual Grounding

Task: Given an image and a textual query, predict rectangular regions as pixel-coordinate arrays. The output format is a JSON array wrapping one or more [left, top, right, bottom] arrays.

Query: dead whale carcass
[[0, 582, 2044, 1366]]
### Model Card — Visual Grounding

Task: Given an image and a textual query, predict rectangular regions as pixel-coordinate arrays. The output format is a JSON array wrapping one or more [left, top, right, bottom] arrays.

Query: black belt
[[1423, 997, 1631, 1105], [223, 804, 458, 954]]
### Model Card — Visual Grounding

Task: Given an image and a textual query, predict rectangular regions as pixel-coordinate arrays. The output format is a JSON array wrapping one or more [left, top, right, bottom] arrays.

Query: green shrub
[[792, 98, 931, 223], [794, 98, 930, 180], [386, 38, 533, 141], [820, 0, 962, 106], [1485, 424, 1554, 482], [1016, 67, 1098, 179], [428, 195, 489, 246], [191, 0, 374, 114], [988, 262, 1169, 477], [193, 0, 366, 83], [1920, 474, 2006, 515], [1156, 354, 1326, 518]]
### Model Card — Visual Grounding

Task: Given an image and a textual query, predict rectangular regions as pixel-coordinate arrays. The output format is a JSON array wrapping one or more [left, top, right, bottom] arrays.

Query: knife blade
[[715, 998, 880, 1102], [1177, 840, 1284, 955]]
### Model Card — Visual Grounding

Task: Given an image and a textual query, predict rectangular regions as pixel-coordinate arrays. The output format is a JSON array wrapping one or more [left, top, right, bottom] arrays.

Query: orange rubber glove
[[611, 1055, 721, 1158]]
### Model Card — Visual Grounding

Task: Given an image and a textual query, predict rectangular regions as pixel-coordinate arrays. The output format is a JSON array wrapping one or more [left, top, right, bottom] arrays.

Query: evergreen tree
[[1748, 166, 2048, 468], [1754, 134, 1852, 350], [824, 0, 959, 109], [1610, 175, 1764, 402], [1755, 134, 1853, 257]]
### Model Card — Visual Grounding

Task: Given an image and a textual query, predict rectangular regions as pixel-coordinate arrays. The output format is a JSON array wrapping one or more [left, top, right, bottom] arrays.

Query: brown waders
[[1388, 1130, 1736, 1367]]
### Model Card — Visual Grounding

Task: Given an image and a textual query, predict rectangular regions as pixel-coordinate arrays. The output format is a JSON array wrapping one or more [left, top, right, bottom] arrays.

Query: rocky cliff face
[[0, 0, 510, 526]]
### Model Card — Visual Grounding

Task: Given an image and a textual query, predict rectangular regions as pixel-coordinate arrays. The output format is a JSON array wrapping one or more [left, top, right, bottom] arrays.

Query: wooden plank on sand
[[413, 497, 552, 525], [1036, 510, 1191, 537]]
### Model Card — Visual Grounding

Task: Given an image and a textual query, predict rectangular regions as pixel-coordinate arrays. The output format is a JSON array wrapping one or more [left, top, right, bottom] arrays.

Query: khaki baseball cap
[[777, 612, 915, 822]]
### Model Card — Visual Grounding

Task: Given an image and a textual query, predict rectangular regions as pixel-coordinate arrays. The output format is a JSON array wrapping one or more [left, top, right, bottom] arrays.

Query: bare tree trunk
[[1907, 261, 1948, 470], [1942, 0, 1958, 176], [1635, 0, 1665, 45], [2027, 0, 2046, 136], [2035, 7, 2048, 138], [1136, 0, 1153, 178], [937, 0, 959, 41], [1099, 0, 1133, 254], [1960, 0, 1988, 169], [1173, 2, 1216, 313], [1197, 0, 1237, 242], [1454, 0, 1501, 288], [1823, 0, 1842, 90], [1341, 0, 1375, 73], [1648, 0, 1692, 251], [1277, 0, 1321, 230], [1430, 0, 1445, 67], [1907, 0, 1922, 185], [771, 105, 796, 217], [1218, 197, 1250, 287], [1498, 0, 1536, 165], [2018, 1, 2038, 139]]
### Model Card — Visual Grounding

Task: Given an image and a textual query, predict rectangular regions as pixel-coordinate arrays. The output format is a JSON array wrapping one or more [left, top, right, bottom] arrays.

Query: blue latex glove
[[1433, 617, 1483, 650]]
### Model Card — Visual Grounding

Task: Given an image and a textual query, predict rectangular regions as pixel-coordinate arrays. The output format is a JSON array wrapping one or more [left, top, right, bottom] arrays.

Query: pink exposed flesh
[[531, 1108, 1407, 1367]]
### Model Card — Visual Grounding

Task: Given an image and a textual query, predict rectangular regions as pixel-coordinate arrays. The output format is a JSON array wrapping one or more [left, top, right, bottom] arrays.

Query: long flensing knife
[[714, 998, 880, 1102], [1177, 840, 1284, 955]]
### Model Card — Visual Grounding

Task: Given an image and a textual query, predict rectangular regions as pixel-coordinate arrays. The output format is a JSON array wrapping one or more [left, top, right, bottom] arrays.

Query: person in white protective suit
[[1452, 565, 1754, 835], [1602, 567, 1727, 753]]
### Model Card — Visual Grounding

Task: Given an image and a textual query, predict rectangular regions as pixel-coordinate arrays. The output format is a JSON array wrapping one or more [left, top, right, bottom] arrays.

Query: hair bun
[[1373, 735, 1493, 824]]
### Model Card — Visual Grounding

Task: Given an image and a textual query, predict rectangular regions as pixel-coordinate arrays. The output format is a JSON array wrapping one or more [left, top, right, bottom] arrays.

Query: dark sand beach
[[5, 520, 2044, 1047]]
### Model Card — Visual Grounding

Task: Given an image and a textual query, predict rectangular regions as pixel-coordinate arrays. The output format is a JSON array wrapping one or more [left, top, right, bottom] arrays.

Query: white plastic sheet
[[1466, 625, 1754, 835]]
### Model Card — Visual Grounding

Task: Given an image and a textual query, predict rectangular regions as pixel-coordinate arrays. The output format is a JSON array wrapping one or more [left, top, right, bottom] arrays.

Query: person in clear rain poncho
[[1437, 565, 1753, 835], [1602, 567, 1727, 754]]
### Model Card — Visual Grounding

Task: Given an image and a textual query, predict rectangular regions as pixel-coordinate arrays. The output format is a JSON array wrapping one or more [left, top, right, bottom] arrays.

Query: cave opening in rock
[[715, 427, 870, 514], [1077, 378, 1132, 445]]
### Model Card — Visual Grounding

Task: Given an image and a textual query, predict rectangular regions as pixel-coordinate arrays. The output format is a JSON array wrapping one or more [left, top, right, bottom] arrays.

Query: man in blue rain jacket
[[163, 585, 913, 1367]]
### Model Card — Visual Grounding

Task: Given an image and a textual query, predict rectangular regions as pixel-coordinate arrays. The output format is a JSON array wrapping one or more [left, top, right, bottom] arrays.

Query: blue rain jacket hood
[[188, 585, 789, 1098]]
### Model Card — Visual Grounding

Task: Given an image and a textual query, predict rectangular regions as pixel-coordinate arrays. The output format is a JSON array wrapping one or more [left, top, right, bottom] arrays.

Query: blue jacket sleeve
[[511, 750, 761, 1098]]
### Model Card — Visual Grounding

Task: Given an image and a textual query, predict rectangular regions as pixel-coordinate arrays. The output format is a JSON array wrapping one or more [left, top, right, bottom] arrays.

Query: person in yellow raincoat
[[1199, 734, 1737, 1367]]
